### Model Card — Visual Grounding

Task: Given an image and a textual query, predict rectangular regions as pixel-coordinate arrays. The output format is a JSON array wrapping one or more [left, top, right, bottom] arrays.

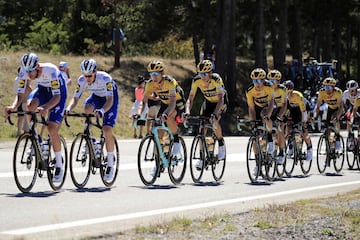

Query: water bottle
[[95, 141, 102, 159], [41, 140, 49, 161], [206, 136, 214, 152], [162, 133, 170, 153]]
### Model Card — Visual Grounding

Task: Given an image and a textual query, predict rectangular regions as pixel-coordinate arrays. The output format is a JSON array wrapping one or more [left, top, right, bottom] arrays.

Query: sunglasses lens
[[150, 72, 160, 77]]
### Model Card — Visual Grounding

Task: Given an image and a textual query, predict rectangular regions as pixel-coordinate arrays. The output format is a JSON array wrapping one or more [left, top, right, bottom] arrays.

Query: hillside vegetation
[[1, 52, 251, 140]]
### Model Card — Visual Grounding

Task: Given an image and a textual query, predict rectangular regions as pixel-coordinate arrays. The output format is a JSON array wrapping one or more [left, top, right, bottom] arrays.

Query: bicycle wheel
[[211, 137, 226, 181], [189, 135, 206, 183], [333, 135, 345, 173], [138, 135, 159, 186], [13, 133, 39, 193], [284, 135, 295, 177], [100, 135, 120, 187], [300, 139, 312, 176], [70, 134, 92, 188], [346, 137, 356, 170], [47, 136, 68, 191], [316, 135, 328, 174], [264, 139, 276, 181], [168, 136, 187, 184], [246, 136, 261, 183]]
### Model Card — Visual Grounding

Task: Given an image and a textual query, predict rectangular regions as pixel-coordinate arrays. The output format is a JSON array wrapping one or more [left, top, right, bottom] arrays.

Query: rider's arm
[[185, 94, 194, 114], [214, 92, 224, 119], [66, 97, 79, 112]]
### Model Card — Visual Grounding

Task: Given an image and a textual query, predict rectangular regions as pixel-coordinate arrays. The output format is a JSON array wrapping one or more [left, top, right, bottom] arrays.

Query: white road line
[[2, 180, 360, 235]]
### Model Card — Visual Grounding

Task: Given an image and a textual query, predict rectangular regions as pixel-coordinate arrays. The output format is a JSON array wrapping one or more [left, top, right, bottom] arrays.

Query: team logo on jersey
[[18, 79, 26, 88], [51, 80, 60, 89], [106, 82, 113, 91], [75, 84, 80, 92]]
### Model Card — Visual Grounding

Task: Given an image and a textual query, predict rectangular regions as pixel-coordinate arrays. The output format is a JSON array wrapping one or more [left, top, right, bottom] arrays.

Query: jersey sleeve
[[73, 76, 86, 98]]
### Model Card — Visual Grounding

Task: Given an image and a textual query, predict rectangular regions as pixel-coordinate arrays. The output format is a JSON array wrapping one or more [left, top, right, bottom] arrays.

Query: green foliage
[[149, 34, 194, 59], [24, 18, 69, 54]]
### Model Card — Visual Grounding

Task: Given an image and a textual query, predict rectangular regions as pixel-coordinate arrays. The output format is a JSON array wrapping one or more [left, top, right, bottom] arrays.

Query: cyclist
[[65, 58, 119, 181], [282, 80, 313, 161], [185, 59, 227, 168], [312, 77, 343, 149], [246, 68, 275, 154], [342, 80, 360, 150], [129, 75, 147, 138], [58, 61, 71, 86], [140, 60, 186, 174], [267, 69, 287, 164], [5, 52, 68, 182]]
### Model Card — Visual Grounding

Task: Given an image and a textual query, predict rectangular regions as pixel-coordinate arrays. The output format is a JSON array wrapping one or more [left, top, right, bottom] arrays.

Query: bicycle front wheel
[[284, 135, 296, 177], [316, 135, 328, 174], [211, 137, 226, 181], [100, 135, 120, 187], [300, 139, 312, 176], [70, 134, 92, 188], [168, 136, 187, 184], [13, 133, 39, 193], [138, 135, 159, 186], [189, 135, 206, 183], [333, 135, 345, 173], [346, 137, 356, 170], [246, 136, 261, 183]]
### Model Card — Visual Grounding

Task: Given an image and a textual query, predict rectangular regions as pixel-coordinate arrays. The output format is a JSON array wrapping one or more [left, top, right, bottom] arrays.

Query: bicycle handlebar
[[64, 112, 101, 128], [183, 115, 217, 130], [7, 111, 47, 126]]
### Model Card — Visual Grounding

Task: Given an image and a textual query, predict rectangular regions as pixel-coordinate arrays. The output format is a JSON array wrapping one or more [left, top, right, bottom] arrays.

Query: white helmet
[[20, 53, 39, 72], [346, 80, 358, 91], [80, 58, 97, 74]]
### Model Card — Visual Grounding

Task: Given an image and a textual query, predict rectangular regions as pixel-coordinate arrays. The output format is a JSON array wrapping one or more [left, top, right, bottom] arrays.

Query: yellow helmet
[[267, 69, 282, 81], [322, 77, 336, 87], [147, 60, 164, 72], [197, 60, 213, 73], [250, 68, 266, 80]]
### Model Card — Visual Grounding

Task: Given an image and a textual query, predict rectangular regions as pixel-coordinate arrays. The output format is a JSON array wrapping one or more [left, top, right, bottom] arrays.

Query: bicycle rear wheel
[[70, 134, 92, 188], [138, 135, 159, 186], [246, 136, 261, 183], [211, 137, 226, 181], [346, 137, 357, 170], [100, 135, 120, 187], [47, 136, 68, 191], [189, 135, 206, 183], [13, 133, 39, 193], [333, 135, 345, 173], [168, 136, 187, 184], [316, 135, 328, 174], [284, 135, 295, 177]]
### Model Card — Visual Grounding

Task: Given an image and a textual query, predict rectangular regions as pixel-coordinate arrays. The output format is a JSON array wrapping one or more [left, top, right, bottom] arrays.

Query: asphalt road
[[0, 134, 359, 240]]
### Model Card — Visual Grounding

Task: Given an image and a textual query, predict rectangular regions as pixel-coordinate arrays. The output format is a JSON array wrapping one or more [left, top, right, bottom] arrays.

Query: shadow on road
[[70, 187, 112, 193], [5, 191, 58, 198]]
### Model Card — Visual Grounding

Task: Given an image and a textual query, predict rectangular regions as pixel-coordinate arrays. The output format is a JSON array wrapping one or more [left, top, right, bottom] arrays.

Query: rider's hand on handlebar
[[4, 106, 14, 118], [94, 108, 105, 118]]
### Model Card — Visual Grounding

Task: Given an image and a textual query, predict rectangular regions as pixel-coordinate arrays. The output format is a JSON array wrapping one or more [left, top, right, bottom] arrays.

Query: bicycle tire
[[100, 135, 120, 187], [189, 135, 206, 183], [137, 135, 159, 186], [13, 133, 39, 193], [316, 134, 328, 174], [284, 135, 295, 177], [345, 137, 356, 170], [168, 136, 187, 184], [70, 134, 92, 188], [300, 138, 312, 176], [212, 136, 226, 181], [333, 135, 345, 173], [246, 136, 261, 183], [47, 136, 68, 191]]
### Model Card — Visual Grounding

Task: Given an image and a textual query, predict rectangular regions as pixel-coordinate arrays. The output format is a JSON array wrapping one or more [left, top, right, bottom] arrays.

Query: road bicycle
[[65, 113, 119, 188], [237, 118, 279, 183], [137, 118, 187, 186], [8, 111, 68, 193], [284, 122, 312, 177], [316, 121, 345, 174], [184, 116, 226, 183], [345, 123, 360, 170]]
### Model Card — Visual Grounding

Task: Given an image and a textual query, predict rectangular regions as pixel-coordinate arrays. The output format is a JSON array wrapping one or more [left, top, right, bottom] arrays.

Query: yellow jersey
[[317, 87, 343, 110], [287, 90, 307, 112], [352, 95, 360, 109], [189, 73, 225, 103], [144, 75, 184, 105], [246, 81, 274, 108], [273, 84, 286, 108]]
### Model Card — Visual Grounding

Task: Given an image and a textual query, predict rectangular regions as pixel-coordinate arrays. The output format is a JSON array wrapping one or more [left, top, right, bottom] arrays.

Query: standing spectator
[[129, 75, 147, 138]]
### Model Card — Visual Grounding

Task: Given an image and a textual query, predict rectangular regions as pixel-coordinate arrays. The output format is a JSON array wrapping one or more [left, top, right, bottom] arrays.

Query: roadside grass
[[111, 188, 360, 239]]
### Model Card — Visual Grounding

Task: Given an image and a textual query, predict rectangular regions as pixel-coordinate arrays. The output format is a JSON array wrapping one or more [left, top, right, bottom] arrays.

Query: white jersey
[[16, 63, 64, 96], [341, 89, 360, 106], [73, 71, 114, 98], [60, 70, 71, 85]]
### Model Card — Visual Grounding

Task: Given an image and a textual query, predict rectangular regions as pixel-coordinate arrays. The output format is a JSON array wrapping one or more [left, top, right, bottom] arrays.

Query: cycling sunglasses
[[269, 79, 279, 83], [26, 68, 36, 73], [199, 72, 209, 77], [149, 72, 161, 77], [324, 85, 333, 90], [253, 79, 263, 84]]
